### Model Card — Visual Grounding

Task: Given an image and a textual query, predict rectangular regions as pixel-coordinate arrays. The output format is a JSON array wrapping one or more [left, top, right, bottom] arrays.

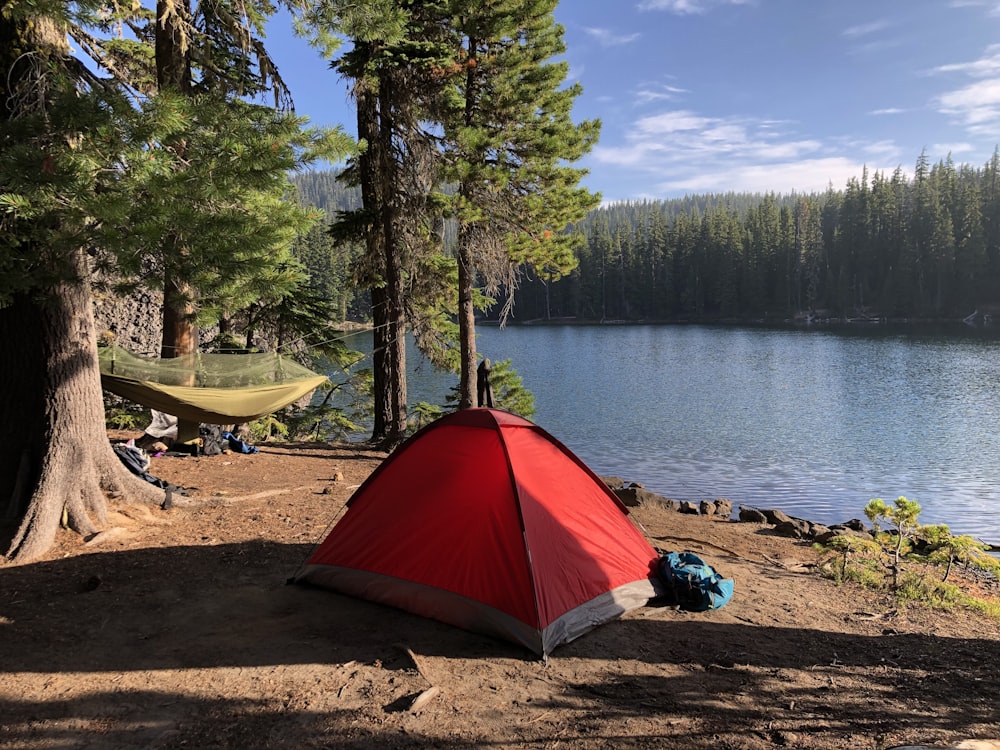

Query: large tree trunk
[[456, 48, 479, 412], [161, 269, 200, 443], [456, 225, 477, 410], [377, 72, 407, 446], [360, 64, 407, 448], [160, 272, 198, 358], [370, 284, 392, 442], [355, 66, 392, 445], [1, 250, 165, 564], [381, 270, 407, 445], [155, 0, 192, 95], [155, 0, 198, 363]]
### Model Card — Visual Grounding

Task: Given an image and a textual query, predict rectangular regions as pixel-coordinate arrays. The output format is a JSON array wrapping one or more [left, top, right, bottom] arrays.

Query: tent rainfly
[[293, 407, 663, 657]]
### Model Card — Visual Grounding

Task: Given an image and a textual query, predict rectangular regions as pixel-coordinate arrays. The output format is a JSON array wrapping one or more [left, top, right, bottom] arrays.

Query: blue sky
[[266, 0, 1000, 202]]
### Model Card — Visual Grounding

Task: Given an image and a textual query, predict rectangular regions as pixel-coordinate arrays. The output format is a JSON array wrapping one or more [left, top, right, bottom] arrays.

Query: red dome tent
[[293, 408, 662, 657]]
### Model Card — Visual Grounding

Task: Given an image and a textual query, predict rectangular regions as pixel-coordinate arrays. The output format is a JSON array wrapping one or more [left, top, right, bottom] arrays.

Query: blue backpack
[[656, 551, 734, 611]]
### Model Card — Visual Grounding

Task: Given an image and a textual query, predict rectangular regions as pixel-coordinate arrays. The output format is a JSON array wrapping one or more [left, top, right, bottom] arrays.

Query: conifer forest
[[294, 149, 1000, 325]]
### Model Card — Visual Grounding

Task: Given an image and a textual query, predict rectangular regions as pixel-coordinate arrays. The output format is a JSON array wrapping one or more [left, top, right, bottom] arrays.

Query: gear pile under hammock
[[99, 345, 329, 424]]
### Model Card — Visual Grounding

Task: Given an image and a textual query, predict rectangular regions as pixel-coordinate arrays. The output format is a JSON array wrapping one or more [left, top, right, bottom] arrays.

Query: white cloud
[[840, 19, 900, 56], [843, 21, 888, 37], [656, 157, 882, 195], [930, 142, 975, 155], [936, 78, 1000, 131], [846, 37, 903, 56], [633, 81, 689, 105], [931, 44, 1000, 77], [637, 0, 753, 15], [634, 110, 713, 135], [752, 140, 824, 160], [948, 0, 1000, 14], [756, 118, 795, 131], [861, 140, 904, 160], [582, 26, 641, 47], [637, 0, 704, 12], [591, 143, 662, 168], [931, 48, 1000, 138], [589, 108, 900, 197], [701, 123, 748, 145], [869, 108, 905, 116], [940, 80, 1000, 113]]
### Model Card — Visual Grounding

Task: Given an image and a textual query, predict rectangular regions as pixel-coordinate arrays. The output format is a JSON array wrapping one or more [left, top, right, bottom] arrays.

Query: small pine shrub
[[248, 415, 289, 442], [106, 406, 143, 431], [444, 358, 536, 418], [819, 495, 1000, 621], [843, 560, 887, 591], [408, 402, 444, 434]]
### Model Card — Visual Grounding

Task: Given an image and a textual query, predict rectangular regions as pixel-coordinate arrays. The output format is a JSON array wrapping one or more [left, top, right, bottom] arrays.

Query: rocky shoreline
[[601, 475, 993, 551]]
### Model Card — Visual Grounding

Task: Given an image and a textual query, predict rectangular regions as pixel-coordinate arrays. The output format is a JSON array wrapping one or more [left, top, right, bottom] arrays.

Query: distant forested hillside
[[291, 149, 1000, 324], [291, 170, 361, 215], [288, 171, 366, 321]]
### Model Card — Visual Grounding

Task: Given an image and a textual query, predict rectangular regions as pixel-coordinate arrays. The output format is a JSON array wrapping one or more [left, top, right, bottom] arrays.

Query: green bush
[[106, 406, 144, 431], [818, 496, 999, 620]]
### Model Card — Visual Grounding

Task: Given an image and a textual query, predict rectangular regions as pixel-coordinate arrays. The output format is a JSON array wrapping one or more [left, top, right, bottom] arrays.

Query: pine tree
[[103, 95, 346, 329], [953, 166, 988, 310], [0, 4, 168, 561], [637, 207, 671, 318], [75, 0, 335, 360], [305, 1, 452, 446], [0, 0, 351, 561], [440, 0, 600, 408], [794, 197, 824, 313], [981, 148, 1000, 279]]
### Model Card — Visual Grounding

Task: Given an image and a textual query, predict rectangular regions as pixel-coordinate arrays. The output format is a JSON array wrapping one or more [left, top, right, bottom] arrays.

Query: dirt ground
[[1, 434, 999, 750]]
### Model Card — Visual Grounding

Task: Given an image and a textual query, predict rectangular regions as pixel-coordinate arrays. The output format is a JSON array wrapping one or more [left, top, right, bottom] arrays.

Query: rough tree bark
[[454, 36, 480, 412], [356, 67, 392, 445], [360, 59, 407, 448], [377, 68, 408, 447], [0, 251, 166, 563], [456, 226, 477, 411], [160, 273, 198, 359], [155, 0, 199, 362]]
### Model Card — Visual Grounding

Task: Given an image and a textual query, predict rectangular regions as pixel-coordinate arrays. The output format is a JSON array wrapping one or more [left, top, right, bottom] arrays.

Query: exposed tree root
[[5, 439, 166, 565]]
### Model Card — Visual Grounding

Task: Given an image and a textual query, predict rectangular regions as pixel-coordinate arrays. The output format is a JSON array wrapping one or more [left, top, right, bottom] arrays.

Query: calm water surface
[[350, 324, 1000, 542]]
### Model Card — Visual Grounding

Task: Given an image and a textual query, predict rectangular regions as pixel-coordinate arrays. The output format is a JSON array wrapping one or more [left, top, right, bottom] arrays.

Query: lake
[[344, 323, 1000, 543]]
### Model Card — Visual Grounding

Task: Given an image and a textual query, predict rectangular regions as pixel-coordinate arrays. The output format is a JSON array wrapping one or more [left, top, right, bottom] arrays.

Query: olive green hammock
[[98, 345, 329, 424]]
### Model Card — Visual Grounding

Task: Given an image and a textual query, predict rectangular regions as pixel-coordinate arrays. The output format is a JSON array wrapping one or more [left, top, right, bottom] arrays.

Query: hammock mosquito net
[[99, 345, 329, 424]]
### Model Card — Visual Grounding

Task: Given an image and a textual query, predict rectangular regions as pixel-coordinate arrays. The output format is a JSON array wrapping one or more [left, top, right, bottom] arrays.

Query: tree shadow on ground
[[262, 443, 388, 464], [1, 541, 998, 748], [0, 690, 449, 750]]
